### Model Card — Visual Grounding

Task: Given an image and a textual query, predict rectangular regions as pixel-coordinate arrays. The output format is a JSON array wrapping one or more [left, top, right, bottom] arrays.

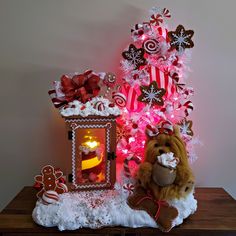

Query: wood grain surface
[[0, 187, 236, 235]]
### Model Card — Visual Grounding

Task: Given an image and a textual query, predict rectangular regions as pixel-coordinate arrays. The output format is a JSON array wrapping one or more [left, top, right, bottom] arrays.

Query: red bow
[[135, 191, 169, 220], [158, 120, 174, 135], [146, 120, 174, 137], [61, 70, 100, 103]]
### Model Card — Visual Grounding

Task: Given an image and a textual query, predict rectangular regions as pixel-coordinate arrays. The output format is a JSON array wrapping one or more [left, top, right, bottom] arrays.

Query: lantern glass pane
[[75, 128, 106, 185]]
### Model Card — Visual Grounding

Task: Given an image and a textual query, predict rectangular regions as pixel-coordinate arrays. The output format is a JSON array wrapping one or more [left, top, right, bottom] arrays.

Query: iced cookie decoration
[[128, 186, 178, 232], [168, 24, 194, 52], [34, 165, 68, 198]]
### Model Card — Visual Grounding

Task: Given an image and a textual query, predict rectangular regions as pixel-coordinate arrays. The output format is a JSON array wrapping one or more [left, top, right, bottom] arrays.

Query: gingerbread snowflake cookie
[[122, 44, 146, 69], [178, 119, 194, 136], [138, 81, 166, 106], [168, 25, 194, 52]]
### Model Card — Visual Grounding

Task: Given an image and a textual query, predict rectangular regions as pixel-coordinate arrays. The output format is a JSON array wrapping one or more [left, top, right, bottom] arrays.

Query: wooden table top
[[0, 187, 236, 236]]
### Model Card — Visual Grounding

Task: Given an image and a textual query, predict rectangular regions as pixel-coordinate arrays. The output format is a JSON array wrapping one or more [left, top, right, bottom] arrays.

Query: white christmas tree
[[117, 7, 199, 176]]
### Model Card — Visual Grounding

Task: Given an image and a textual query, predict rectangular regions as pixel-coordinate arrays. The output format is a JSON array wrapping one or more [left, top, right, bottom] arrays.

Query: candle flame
[[85, 140, 99, 149]]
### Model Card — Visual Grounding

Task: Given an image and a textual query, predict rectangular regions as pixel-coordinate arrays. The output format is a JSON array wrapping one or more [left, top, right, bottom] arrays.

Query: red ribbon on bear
[[135, 191, 169, 220]]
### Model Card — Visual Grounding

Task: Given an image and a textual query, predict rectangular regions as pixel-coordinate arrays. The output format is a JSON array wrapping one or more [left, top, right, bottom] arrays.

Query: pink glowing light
[[129, 137, 135, 143], [141, 35, 147, 40], [122, 149, 128, 154]]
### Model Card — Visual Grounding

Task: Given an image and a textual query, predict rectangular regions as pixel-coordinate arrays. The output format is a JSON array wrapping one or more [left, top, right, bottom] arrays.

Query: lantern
[[65, 115, 117, 190], [48, 70, 123, 191]]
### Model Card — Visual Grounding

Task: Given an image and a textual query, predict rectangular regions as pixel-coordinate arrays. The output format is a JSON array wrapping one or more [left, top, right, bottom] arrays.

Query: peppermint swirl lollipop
[[143, 39, 160, 54], [112, 92, 126, 108]]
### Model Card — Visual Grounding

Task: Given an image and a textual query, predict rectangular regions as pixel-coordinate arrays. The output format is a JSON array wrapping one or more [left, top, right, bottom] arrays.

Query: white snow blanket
[[32, 183, 197, 231]]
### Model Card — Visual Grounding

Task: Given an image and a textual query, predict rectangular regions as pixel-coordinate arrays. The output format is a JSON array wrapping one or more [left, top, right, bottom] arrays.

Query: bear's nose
[[159, 149, 165, 155]]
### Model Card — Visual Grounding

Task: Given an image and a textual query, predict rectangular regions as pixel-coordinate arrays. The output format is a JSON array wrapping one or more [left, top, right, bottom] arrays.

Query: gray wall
[[1, 0, 236, 210]]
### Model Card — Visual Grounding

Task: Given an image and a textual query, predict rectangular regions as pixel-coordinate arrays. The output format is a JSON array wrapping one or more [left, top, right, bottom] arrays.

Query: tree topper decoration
[[168, 25, 194, 52], [137, 81, 166, 106]]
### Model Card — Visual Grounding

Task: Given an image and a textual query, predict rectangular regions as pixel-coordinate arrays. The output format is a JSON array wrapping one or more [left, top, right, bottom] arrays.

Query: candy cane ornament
[[124, 156, 142, 178]]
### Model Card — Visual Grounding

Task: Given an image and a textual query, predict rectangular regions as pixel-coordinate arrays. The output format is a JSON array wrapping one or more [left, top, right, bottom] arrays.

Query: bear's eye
[[165, 142, 171, 147], [154, 143, 159, 148]]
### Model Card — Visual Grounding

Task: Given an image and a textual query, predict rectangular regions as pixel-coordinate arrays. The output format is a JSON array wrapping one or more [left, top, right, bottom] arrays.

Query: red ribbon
[[60, 70, 100, 104], [135, 192, 169, 220]]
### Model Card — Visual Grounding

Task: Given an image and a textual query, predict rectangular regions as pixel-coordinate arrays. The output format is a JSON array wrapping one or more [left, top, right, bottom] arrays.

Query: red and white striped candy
[[146, 124, 158, 137], [57, 183, 68, 193], [150, 14, 163, 26], [182, 101, 194, 116], [123, 183, 135, 195], [157, 26, 169, 41], [157, 120, 174, 135], [148, 66, 176, 98], [48, 89, 67, 108], [131, 22, 151, 37], [162, 8, 171, 18], [121, 84, 143, 112], [93, 101, 105, 111], [112, 92, 127, 108], [124, 156, 141, 178], [42, 190, 59, 205]]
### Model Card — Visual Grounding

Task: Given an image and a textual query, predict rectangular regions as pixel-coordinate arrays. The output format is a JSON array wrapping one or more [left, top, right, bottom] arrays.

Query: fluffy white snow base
[[32, 183, 197, 231]]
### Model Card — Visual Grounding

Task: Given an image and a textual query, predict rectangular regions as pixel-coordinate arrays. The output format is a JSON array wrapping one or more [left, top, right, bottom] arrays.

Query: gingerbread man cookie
[[34, 165, 67, 198]]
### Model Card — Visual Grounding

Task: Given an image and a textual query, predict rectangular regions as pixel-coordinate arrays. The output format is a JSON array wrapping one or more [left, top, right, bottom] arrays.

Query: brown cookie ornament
[[128, 187, 178, 232], [122, 44, 146, 69], [179, 119, 194, 136], [168, 25, 194, 52], [34, 165, 68, 198], [138, 81, 166, 106]]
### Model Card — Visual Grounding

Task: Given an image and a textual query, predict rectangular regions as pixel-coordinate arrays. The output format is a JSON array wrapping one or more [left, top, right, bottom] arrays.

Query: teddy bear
[[136, 122, 195, 200], [127, 121, 194, 231]]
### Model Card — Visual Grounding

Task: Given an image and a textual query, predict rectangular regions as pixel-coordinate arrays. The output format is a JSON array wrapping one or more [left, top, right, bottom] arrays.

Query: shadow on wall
[[0, 1, 151, 211]]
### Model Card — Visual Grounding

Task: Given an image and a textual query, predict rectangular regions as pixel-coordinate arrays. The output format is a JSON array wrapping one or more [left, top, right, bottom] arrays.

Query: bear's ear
[[173, 125, 181, 137], [145, 124, 158, 140]]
